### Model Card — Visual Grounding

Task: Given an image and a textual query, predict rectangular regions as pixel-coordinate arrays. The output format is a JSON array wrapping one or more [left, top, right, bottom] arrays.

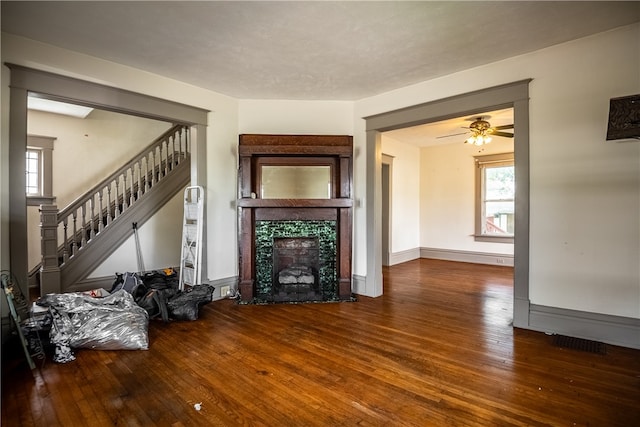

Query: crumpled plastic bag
[[38, 290, 149, 362]]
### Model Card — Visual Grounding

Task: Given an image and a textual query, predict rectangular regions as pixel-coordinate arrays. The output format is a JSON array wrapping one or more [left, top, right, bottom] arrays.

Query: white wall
[[526, 26, 639, 318], [88, 190, 184, 277], [238, 99, 353, 135], [419, 138, 514, 255], [28, 109, 171, 208], [380, 135, 421, 255], [1, 34, 240, 283], [355, 24, 640, 318]]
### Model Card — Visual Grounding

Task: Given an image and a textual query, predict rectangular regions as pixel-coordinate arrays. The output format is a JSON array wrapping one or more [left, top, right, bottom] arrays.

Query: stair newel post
[[39, 204, 61, 295]]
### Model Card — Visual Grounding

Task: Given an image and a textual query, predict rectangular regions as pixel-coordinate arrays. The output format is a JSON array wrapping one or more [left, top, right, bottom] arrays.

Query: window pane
[[485, 166, 514, 200], [26, 150, 40, 195], [484, 201, 514, 235]]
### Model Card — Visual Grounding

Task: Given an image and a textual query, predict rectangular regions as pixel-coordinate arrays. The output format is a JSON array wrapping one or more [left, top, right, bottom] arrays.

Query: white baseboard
[[351, 274, 367, 296], [388, 248, 421, 265], [207, 276, 238, 300], [528, 304, 640, 350], [420, 247, 514, 267]]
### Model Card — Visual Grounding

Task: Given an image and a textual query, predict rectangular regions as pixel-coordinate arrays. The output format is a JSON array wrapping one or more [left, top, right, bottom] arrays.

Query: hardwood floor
[[3, 259, 639, 426]]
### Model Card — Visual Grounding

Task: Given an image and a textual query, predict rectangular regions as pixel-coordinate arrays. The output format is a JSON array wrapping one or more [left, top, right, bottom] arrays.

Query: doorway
[[363, 80, 531, 329], [6, 64, 208, 297], [381, 155, 393, 267]]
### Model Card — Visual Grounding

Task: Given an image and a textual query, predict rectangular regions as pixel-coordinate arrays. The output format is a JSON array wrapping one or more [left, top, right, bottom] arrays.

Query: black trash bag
[[110, 272, 146, 299], [140, 269, 178, 290], [136, 270, 179, 321], [167, 284, 215, 321]]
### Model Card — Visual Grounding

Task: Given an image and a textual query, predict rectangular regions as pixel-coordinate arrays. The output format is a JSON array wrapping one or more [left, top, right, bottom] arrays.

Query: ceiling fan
[[437, 116, 514, 146]]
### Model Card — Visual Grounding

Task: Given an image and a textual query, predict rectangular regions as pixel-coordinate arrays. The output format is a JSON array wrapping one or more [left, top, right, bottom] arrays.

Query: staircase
[[37, 124, 191, 294]]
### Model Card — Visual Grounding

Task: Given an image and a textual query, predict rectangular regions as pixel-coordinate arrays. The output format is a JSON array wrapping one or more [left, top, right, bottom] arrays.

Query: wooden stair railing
[[38, 124, 190, 294]]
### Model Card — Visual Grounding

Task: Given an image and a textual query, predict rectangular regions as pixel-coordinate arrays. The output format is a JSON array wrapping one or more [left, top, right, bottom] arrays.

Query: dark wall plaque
[[606, 94, 640, 141]]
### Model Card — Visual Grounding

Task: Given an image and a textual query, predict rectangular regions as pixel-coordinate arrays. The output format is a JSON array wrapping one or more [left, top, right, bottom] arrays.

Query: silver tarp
[[38, 290, 149, 363]]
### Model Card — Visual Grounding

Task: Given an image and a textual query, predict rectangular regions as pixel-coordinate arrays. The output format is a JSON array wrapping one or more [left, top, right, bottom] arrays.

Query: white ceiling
[[384, 107, 514, 147], [2, 1, 639, 101]]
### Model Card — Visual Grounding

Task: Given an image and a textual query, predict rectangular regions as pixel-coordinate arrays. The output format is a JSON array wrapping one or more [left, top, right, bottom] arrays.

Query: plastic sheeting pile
[[37, 290, 149, 363]]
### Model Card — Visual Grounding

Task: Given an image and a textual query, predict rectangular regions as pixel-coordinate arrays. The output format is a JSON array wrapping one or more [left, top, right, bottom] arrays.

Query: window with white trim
[[26, 148, 41, 196], [474, 153, 514, 243], [26, 135, 56, 206]]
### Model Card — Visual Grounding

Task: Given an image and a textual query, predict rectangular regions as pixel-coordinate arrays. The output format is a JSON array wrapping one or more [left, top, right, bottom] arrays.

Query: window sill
[[474, 234, 514, 244], [27, 196, 56, 207]]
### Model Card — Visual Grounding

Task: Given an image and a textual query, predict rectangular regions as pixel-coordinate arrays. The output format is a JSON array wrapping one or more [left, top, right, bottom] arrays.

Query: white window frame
[[474, 152, 514, 243], [26, 135, 56, 206], [26, 148, 41, 196]]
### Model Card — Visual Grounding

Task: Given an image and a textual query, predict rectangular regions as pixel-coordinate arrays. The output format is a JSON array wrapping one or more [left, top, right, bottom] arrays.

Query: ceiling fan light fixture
[[466, 134, 492, 146], [465, 117, 494, 146]]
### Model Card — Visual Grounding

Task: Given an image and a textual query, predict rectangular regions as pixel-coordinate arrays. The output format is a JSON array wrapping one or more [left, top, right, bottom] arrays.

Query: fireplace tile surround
[[256, 220, 336, 302], [237, 134, 353, 303]]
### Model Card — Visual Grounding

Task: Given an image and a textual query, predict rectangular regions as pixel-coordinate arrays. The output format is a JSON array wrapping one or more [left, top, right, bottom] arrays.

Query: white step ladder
[[179, 186, 204, 291]]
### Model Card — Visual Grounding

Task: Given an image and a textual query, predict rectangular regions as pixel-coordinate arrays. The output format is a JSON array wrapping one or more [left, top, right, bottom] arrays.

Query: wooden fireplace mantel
[[237, 134, 353, 302]]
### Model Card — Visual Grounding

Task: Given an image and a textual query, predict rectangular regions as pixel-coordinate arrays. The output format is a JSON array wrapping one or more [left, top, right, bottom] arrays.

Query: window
[[26, 148, 41, 196], [474, 153, 514, 243], [26, 135, 56, 206]]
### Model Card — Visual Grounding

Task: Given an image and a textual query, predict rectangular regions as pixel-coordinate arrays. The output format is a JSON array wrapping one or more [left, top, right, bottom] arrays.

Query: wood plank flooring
[[2, 259, 639, 426]]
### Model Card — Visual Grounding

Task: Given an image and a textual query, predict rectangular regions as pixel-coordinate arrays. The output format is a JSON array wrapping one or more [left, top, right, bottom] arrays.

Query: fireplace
[[272, 237, 321, 302], [237, 134, 353, 303], [254, 220, 337, 302]]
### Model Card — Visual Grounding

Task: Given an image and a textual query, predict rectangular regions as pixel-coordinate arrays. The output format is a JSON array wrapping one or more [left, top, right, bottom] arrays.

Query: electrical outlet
[[220, 285, 230, 297], [496, 258, 505, 264]]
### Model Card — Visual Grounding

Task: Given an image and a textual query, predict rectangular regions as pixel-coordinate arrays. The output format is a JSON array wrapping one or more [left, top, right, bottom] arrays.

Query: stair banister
[[46, 124, 188, 279], [56, 124, 186, 221]]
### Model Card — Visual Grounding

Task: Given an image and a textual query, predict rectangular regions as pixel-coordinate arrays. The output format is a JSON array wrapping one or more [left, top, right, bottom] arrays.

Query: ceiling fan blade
[[492, 131, 514, 138], [436, 131, 469, 139], [493, 124, 514, 130]]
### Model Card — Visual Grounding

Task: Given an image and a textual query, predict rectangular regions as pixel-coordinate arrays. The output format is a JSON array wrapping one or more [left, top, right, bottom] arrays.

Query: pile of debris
[[33, 269, 214, 363], [111, 269, 214, 322]]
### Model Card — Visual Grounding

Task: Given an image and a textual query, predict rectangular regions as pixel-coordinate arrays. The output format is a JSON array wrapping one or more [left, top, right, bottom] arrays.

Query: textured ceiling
[[2, 1, 639, 101]]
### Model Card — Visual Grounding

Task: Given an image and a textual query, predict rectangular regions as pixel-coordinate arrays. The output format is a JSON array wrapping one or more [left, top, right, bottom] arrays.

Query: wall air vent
[[606, 94, 640, 141]]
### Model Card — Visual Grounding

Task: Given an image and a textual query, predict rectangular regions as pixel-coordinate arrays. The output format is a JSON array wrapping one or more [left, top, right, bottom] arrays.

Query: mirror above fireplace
[[260, 165, 332, 199]]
